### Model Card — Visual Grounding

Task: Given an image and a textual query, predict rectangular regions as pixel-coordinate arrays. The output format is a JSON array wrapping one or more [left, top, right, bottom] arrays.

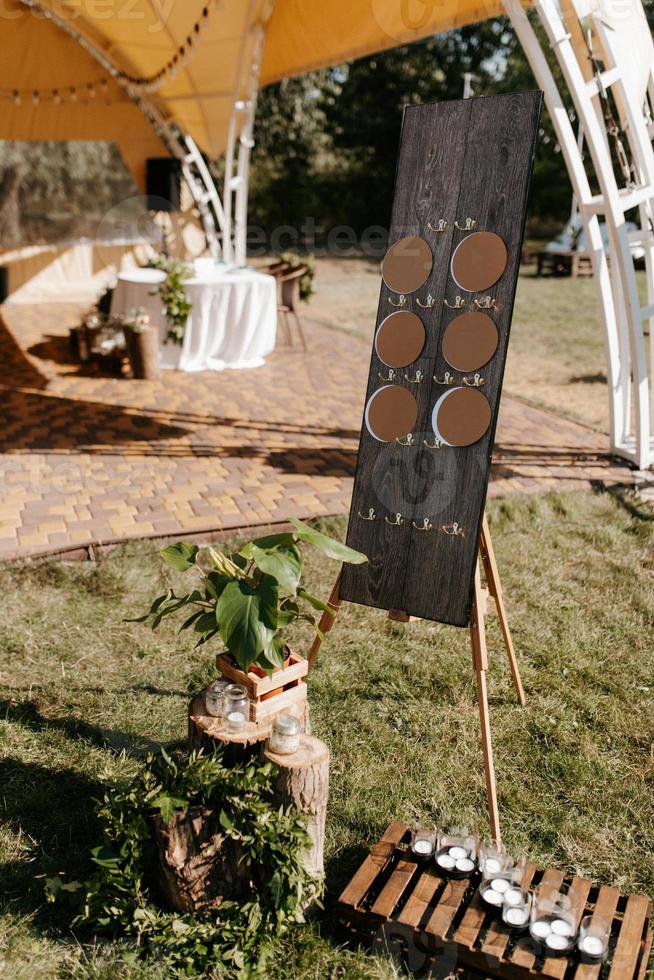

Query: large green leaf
[[289, 518, 367, 564], [160, 542, 199, 572], [245, 531, 295, 553], [249, 543, 302, 593], [216, 577, 278, 670]]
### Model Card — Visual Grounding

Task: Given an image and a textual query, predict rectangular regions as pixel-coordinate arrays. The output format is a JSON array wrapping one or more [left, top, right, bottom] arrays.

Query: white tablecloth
[[110, 265, 277, 371]]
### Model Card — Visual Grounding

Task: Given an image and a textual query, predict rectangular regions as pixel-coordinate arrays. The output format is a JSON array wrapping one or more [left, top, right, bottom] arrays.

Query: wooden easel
[[307, 513, 524, 844]]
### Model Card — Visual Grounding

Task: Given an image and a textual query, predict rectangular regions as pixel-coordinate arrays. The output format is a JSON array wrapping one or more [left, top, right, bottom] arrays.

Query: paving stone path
[[0, 302, 635, 560]]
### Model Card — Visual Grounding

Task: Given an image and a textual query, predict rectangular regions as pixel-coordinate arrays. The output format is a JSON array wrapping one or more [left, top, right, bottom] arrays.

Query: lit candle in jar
[[545, 933, 572, 953], [479, 838, 514, 877], [530, 882, 579, 954], [223, 683, 249, 732], [502, 888, 531, 931], [226, 710, 246, 731], [411, 829, 436, 859], [435, 827, 478, 878], [577, 915, 610, 963]]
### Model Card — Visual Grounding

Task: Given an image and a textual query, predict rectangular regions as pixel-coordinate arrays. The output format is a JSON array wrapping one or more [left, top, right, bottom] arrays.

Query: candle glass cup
[[479, 871, 516, 911], [411, 828, 436, 861], [435, 826, 477, 878], [577, 915, 610, 963], [479, 838, 514, 877], [204, 679, 230, 718], [223, 683, 249, 731], [529, 882, 580, 956], [502, 887, 532, 931]]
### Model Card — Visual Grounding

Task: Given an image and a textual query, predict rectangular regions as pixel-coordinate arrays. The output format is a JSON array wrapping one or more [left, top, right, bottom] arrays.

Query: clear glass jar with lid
[[204, 678, 230, 718], [268, 714, 301, 755]]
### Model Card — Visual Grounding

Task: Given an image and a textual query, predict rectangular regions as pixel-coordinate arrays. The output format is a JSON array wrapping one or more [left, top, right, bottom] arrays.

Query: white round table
[[110, 264, 277, 371]]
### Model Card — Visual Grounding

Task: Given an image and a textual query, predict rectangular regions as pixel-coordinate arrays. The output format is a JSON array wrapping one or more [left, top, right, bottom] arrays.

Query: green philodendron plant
[[132, 519, 367, 675]]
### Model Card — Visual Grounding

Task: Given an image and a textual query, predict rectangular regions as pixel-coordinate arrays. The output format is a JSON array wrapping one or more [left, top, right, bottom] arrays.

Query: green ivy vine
[[46, 748, 321, 977], [146, 254, 193, 346]]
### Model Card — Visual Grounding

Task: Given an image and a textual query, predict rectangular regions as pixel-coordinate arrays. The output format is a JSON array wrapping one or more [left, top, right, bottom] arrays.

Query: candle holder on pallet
[[335, 821, 653, 980]]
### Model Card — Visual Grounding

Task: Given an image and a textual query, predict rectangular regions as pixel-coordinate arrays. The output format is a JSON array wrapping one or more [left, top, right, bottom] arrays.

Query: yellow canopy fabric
[[0, 0, 511, 175]]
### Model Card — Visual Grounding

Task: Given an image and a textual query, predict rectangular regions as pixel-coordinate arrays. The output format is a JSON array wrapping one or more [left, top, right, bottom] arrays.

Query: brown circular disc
[[432, 387, 492, 447], [451, 231, 508, 293], [375, 311, 426, 368], [365, 385, 418, 443], [442, 312, 499, 372], [382, 236, 433, 294]]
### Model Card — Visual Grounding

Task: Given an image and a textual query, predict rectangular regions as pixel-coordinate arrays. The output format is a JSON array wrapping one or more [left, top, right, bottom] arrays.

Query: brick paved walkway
[[0, 302, 635, 560]]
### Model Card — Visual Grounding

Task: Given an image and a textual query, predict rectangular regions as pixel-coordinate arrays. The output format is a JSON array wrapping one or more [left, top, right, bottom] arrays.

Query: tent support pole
[[503, 0, 654, 468]]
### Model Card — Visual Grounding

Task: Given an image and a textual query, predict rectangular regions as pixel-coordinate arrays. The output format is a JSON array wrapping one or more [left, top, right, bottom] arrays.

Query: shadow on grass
[[0, 755, 102, 928], [0, 697, 183, 756]]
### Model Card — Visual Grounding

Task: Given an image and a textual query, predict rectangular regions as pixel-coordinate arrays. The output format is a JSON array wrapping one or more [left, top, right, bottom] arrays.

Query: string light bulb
[[12, 90, 21, 105], [32, 90, 40, 105]]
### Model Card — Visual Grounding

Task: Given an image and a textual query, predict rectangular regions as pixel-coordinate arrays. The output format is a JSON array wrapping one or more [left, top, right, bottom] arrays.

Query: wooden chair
[[278, 265, 308, 350]]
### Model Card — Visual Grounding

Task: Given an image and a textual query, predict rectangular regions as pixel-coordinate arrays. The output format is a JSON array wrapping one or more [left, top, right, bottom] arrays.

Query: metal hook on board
[[388, 294, 407, 308], [412, 517, 434, 531], [404, 370, 424, 384], [433, 371, 456, 386], [427, 219, 448, 233], [358, 508, 377, 522], [454, 218, 476, 232], [463, 373, 485, 388], [423, 436, 444, 449], [378, 368, 396, 383], [395, 433, 415, 446], [385, 512, 404, 527], [475, 295, 497, 310], [442, 522, 465, 537], [416, 294, 435, 309], [444, 295, 465, 310]]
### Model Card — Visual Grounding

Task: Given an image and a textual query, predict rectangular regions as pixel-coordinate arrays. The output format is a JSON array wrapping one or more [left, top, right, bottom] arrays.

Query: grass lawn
[[303, 257, 648, 433], [1, 490, 653, 978]]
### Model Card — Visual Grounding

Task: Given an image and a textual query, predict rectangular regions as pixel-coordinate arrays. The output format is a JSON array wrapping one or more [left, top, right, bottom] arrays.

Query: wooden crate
[[335, 823, 652, 980], [216, 651, 308, 722]]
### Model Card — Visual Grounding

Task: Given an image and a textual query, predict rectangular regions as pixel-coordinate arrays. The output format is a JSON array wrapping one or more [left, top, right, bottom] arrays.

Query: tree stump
[[263, 735, 330, 877], [151, 805, 252, 912]]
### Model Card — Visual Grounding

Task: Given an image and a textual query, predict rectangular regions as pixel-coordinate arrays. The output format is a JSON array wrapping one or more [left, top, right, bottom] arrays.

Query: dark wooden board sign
[[340, 92, 542, 627]]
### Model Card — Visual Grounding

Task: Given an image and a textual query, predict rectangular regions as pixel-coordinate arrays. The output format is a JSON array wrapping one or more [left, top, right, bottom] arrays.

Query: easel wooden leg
[[470, 564, 502, 844], [479, 514, 526, 707], [307, 571, 342, 671]]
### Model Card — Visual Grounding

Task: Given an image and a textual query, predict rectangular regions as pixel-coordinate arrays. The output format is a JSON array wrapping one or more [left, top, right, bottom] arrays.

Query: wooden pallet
[[216, 651, 308, 722], [336, 823, 652, 980]]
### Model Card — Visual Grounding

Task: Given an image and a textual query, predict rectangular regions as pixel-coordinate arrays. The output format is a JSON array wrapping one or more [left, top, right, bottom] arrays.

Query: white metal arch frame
[[503, 0, 654, 469]]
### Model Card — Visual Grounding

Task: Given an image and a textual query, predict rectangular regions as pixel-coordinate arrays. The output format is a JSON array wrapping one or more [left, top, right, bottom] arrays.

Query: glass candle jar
[[529, 882, 580, 955], [223, 683, 249, 731], [435, 826, 477, 878], [479, 838, 514, 877], [411, 828, 436, 860], [479, 871, 515, 910], [204, 679, 230, 718], [502, 887, 532, 931], [577, 915, 610, 962], [268, 714, 301, 754]]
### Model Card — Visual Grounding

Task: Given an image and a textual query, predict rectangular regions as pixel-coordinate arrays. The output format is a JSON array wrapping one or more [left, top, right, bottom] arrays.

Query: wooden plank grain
[[608, 894, 651, 980], [340, 98, 470, 616], [370, 856, 418, 919], [425, 877, 469, 938], [337, 821, 407, 910], [397, 864, 442, 928], [402, 91, 542, 626]]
